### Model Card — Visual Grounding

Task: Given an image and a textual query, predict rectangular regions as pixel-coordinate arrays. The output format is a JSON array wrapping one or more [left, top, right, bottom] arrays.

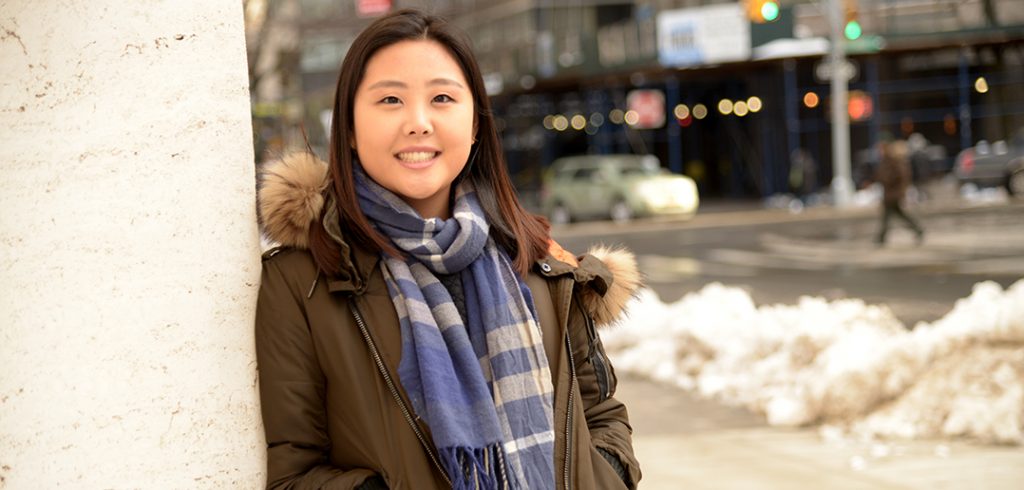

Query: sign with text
[[627, 89, 666, 129], [657, 4, 751, 67], [356, 0, 391, 17], [814, 59, 859, 82]]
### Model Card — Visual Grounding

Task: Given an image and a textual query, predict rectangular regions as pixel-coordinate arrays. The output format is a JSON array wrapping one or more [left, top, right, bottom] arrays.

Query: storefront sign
[[657, 4, 751, 67], [627, 89, 666, 129], [356, 0, 391, 17], [814, 59, 859, 82]]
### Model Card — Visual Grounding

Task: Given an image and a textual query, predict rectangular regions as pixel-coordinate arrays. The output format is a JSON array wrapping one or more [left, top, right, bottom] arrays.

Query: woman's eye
[[380, 96, 400, 104], [433, 94, 454, 103]]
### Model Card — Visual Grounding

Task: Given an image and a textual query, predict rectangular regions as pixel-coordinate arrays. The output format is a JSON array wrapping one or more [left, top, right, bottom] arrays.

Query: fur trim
[[547, 239, 579, 267], [258, 152, 329, 248], [582, 245, 641, 328]]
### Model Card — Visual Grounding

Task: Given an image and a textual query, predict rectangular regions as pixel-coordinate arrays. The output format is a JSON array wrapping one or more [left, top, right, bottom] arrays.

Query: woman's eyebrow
[[365, 78, 464, 91], [427, 78, 464, 89], [365, 80, 406, 90]]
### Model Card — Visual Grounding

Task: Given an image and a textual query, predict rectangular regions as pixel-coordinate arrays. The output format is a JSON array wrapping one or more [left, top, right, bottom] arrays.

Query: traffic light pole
[[827, 0, 854, 207]]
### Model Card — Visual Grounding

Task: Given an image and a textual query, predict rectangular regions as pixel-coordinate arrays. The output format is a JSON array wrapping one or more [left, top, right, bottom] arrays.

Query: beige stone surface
[[0, 1, 264, 487]]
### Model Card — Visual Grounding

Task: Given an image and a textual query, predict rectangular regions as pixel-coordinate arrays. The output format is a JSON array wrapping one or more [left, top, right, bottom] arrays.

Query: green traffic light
[[844, 20, 862, 40], [761, 1, 779, 22]]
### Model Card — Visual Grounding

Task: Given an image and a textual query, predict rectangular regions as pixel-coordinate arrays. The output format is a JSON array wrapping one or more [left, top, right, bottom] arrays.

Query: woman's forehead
[[361, 39, 468, 88]]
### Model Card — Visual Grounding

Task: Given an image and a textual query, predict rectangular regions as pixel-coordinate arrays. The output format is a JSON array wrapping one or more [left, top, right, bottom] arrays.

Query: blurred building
[[245, 0, 304, 161], [247, 0, 1024, 199]]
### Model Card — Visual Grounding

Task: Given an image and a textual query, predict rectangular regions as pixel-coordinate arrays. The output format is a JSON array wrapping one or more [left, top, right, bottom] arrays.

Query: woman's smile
[[395, 147, 442, 168]]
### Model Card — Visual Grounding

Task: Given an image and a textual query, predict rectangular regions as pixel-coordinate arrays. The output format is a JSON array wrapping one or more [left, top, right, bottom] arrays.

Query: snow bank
[[602, 280, 1024, 445]]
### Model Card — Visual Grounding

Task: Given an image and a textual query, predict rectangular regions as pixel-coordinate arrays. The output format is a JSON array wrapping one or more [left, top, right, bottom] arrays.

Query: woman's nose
[[404, 105, 433, 135]]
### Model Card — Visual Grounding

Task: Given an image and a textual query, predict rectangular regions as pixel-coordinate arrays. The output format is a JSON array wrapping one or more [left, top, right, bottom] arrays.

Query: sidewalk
[[616, 376, 1024, 489]]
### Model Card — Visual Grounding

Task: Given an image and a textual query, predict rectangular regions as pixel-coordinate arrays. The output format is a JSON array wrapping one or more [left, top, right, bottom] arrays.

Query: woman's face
[[352, 39, 476, 220]]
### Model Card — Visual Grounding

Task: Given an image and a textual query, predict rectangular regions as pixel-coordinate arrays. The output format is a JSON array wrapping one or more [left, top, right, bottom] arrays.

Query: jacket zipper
[[563, 328, 577, 490], [350, 300, 453, 488]]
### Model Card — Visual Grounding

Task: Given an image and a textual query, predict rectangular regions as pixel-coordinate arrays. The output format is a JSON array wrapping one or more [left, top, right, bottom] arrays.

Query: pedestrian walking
[[875, 139, 925, 245], [907, 132, 932, 201], [254, 9, 641, 490], [788, 148, 818, 204]]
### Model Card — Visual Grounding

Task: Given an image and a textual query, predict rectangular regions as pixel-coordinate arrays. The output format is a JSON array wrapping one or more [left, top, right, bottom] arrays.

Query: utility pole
[[827, 0, 854, 207]]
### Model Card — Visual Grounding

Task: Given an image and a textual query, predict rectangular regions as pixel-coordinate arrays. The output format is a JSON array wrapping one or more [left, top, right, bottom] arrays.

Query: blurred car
[[954, 130, 1024, 195], [540, 154, 699, 224]]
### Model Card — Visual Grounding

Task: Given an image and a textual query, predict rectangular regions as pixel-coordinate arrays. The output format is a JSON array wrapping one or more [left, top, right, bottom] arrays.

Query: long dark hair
[[309, 8, 550, 277]]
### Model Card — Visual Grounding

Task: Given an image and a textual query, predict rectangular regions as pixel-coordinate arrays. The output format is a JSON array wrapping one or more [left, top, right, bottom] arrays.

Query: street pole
[[827, 0, 854, 207]]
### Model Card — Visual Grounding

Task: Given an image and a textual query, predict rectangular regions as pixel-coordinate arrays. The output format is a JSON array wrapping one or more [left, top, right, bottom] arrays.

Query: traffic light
[[746, 0, 780, 24], [844, 0, 861, 40], [761, 0, 780, 22], [847, 90, 872, 121]]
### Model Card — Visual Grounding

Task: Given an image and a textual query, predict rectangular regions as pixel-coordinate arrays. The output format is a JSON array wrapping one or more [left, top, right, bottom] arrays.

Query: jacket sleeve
[[256, 257, 378, 489], [569, 294, 642, 489]]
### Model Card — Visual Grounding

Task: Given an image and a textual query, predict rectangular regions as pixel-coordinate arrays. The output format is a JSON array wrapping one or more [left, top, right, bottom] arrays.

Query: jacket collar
[[536, 254, 610, 297], [325, 245, 378, 294]]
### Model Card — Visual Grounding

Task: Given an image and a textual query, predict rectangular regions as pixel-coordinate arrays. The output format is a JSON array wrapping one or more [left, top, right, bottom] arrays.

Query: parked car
[[540, 154, 699, 224], [954, 130, 1024, 195]]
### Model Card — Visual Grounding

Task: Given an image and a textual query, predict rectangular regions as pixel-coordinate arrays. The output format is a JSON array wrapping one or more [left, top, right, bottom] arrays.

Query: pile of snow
[[602, 280, 1024, 445], [959, 183, 1011, 205]]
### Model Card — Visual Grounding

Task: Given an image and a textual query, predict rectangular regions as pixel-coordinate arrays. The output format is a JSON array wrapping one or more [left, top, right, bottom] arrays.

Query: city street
[[552, 193, 1024, 489], [553, 194, 1024, 327]]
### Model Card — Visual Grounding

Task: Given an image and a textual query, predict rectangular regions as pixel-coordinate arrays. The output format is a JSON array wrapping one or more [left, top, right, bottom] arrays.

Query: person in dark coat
[[875, 140, 924, 245], [788, 148, 818, 202]]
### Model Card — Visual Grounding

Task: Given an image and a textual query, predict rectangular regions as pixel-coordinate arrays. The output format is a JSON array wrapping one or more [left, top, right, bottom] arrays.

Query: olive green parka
[[255, 153, 642, 489]]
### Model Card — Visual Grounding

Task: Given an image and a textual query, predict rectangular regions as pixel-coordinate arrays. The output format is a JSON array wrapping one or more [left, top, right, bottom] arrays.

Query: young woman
[[256, 9, 641, 490]]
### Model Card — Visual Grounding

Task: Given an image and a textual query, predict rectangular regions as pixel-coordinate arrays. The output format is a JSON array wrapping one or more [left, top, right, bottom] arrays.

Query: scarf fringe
[[440, 444, 516, 490]]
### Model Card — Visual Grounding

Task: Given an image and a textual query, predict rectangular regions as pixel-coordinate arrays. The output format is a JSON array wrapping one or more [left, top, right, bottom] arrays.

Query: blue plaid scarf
[[354, 168, 556, 490]]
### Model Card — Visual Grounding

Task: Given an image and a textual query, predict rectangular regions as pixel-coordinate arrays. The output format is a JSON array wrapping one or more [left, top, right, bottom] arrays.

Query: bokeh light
[[609, 109, 625, 124], [974, 76, 989, 94], [733, 101, 749, 117], [552, 115, 568, 131], [803, 92, 820, 108], [570, 114, 586, 130], [747, 96, 762, 112], [718, 99, 734, 115], [693, 104, 708, 120], [674, 104, 690, 120]]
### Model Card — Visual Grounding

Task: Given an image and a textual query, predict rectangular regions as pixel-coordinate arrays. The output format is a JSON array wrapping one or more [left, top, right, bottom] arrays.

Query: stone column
[[0, 1, 265, 487]]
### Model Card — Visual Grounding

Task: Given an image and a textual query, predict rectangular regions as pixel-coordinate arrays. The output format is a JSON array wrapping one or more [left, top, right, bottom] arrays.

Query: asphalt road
[[552, 199, 1024, 327]]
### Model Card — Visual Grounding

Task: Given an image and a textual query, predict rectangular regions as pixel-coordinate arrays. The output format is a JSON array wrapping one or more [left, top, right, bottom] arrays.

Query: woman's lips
[[395, 151, 440, 169]]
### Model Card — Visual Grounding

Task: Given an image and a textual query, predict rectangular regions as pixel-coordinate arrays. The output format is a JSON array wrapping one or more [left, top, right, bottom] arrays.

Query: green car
[[540, 154, 699, 224]]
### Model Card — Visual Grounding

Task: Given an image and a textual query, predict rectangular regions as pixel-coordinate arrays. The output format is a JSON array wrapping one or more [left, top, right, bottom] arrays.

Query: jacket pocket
[[582, 308, 614, 403], [589, 445, 632, 489]]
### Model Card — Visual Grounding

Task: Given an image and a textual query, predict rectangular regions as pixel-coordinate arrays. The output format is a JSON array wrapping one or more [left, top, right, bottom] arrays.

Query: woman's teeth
[[396, 151, 437, 162]]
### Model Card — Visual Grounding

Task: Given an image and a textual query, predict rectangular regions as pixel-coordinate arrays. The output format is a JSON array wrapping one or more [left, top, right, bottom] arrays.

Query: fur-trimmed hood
[[257, 152, 640, 326]]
